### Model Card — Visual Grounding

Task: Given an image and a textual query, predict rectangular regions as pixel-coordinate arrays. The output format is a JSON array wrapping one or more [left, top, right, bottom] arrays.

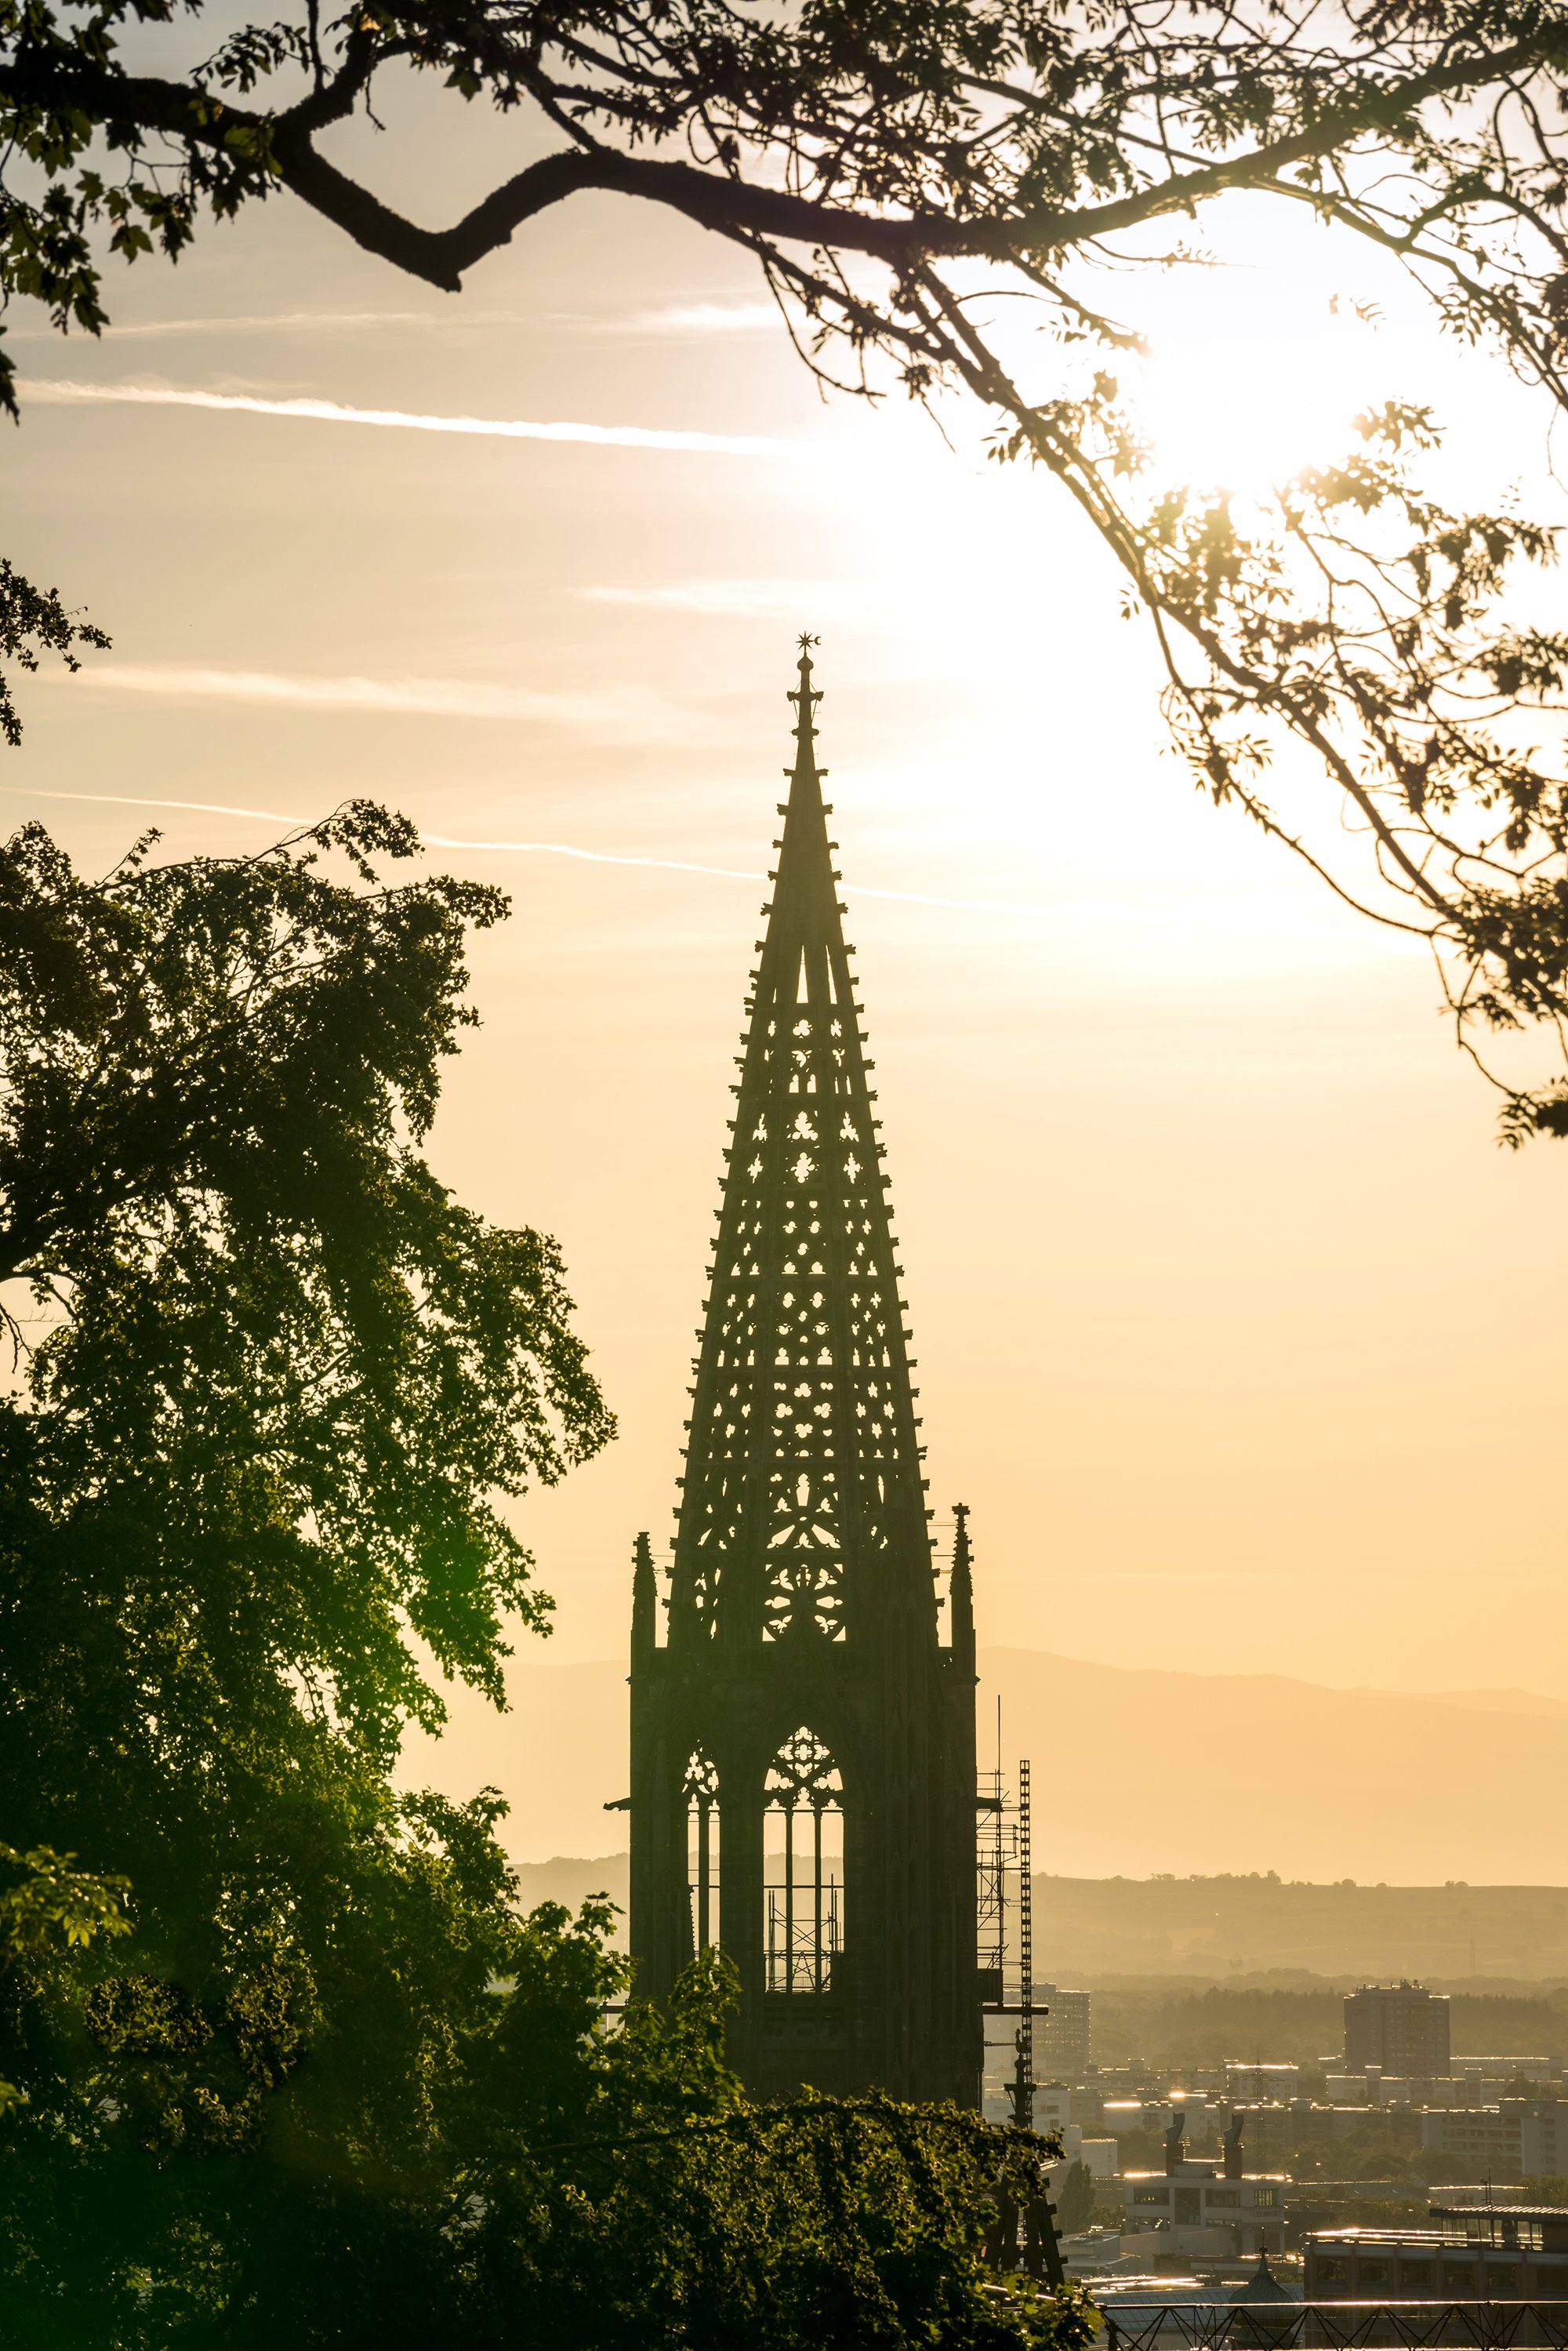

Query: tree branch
[[9, 21, 1565, 298]]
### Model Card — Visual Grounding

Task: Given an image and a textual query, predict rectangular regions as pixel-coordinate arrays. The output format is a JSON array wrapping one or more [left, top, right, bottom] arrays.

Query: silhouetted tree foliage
[[0, 808, 1091, 2347], [2, 1882, 1093, 2346], [0, 561, 109, 747], [5, 3, 1568, 1130]]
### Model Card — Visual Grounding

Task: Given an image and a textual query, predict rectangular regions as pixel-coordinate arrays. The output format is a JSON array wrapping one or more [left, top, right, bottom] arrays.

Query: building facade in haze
[[1306, 2202, 1568, 2301], [1419, 2098, 1566, 2182], [626, 645, 982, 2105], [1225, 2061, 1300, 2102], [1344, 1982, 1450, 2076], [1036, 1984, 1092, 2077], [1119, 2112, 1286, 2260]]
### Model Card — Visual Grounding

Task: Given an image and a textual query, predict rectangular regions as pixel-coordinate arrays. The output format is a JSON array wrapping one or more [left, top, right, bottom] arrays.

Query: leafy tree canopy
[[0, 800, 599, 2335], [3, 1876, 1094, 2346], [0, 1840, 130, 2119], [0, 801, 612, 1761], [0, 810, 1085, 2348], [5, 2, 1568, 1130]]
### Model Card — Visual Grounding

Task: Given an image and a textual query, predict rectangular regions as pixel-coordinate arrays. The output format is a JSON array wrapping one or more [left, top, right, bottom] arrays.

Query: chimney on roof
[[1164, 2111, 1186, 2175]]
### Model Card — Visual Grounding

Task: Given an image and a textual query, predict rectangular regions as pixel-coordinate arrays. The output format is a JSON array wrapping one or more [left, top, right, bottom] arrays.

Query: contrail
[[1, 787, 1055, 917], [25, 378, 794, 456]]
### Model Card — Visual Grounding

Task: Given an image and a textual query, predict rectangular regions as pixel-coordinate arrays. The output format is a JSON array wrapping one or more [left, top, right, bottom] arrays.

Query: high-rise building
[[1344, 1981, 1451, 2076], [1035, 1985, 1092, 2077], [627, 644, 982, 2105]]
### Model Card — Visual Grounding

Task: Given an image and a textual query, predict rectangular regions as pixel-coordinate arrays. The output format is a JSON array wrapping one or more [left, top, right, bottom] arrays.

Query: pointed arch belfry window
[[684, 1749, 720, 1953], [763, 1727, 843, 1994]]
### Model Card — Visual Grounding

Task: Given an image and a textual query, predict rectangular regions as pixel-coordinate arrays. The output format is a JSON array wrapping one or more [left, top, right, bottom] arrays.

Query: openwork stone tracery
[[673, 654, 920, 1645], [684, 1747, 720, 1953], [763, 1727, 844, 1996]]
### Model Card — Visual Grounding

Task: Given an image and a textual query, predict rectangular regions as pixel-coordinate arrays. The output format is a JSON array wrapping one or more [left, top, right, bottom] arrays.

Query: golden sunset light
[[9, 14, 1568, 2319], [10, 159, 1566, 1850]]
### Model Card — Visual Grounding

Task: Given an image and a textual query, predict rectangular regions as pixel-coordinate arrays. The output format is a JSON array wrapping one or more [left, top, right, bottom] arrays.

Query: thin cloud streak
[[27, 378, 794, 456], [72, 664, 700, 741], [11, 300, 772, 342], [8, 311, 487, 340], [580, 578, 897, 623], [620, 301, 781, 335], [3, 785, 1414, 945], [1, 788, 1058, 916]]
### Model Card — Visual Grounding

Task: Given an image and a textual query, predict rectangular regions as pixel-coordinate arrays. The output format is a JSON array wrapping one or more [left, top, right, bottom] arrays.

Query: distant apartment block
[[1306, 2203, 1568, 2301], [1036, 1985, 1091, 2077], [1076, 2064, 1166, 2097], [1420, 2098, 1566, 2182], [1229, 2101, 1296, 2167], [1327, 2067, 1556, 2108], [1300, 2104, 1399, 2143], [1344, 1981, 1451, 2076], [1102, 2094, 1222, 2141], [1225, 2061, 1299, 2101], [1452, 2055, 1557, 2087]]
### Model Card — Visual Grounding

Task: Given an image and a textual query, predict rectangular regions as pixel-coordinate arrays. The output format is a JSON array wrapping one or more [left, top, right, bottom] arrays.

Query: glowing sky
[[6, 73, 1566, 1826]]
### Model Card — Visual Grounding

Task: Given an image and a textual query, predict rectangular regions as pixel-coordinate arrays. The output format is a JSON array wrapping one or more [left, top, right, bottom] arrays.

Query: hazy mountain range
[[400, 1646, 1568, 1921]]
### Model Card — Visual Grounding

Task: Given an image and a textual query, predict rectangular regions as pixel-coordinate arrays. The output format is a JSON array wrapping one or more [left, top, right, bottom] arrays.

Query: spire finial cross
[[787, 633, 823, 760]]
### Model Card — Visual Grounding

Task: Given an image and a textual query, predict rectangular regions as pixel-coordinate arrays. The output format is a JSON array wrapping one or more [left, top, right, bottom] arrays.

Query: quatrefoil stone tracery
[[764, 1726, 843, 1808]]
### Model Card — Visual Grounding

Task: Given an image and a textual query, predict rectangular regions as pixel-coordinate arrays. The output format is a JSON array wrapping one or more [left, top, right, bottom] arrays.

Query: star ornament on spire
[[788, 633, 824, 748]]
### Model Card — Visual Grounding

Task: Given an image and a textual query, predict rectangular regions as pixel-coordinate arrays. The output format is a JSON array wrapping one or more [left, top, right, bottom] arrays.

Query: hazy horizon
[[397, 1646, 1568, 1885]]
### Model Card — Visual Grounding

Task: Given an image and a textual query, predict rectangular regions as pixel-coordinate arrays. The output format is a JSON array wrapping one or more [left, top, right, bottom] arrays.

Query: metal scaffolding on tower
[[1010, 1758, 1034, 2131], [977, 1731, 1064, 2285]]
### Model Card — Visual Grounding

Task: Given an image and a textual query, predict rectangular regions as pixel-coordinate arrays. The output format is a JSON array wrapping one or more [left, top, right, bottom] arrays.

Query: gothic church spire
[[670, 641, 929, 1647]]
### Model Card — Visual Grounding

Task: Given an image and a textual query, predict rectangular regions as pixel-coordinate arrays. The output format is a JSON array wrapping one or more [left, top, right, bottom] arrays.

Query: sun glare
[[1139, 297, 1371, 500], [1062, 204, 1411, 503]]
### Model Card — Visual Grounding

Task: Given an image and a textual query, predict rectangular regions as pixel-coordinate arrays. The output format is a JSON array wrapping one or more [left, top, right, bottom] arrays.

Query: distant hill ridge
[[1421, 1689, 1568, 1719], [396, 1646, 1568, 1899], [510, 1858, 1568, 1984], [1031, 1873, 1568, 1983]]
